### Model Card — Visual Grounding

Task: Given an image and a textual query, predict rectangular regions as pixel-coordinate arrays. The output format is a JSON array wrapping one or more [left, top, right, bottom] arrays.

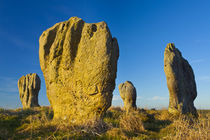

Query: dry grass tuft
[[75, 118, 111, 136], [120, 111, 145, 133], [166, 111, 210, 140], [23, 113, 111, 138], [157, 110, 172, 120], [109, 106, 122, 112]]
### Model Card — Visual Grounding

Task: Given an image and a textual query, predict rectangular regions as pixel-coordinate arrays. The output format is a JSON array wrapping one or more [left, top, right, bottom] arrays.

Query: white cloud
[[137, 96, 142, 100], [112, 95, 121, 101], [147, 96, 167, 101]]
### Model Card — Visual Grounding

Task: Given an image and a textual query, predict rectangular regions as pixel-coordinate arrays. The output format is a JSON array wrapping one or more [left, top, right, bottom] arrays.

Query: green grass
[[0, 106, 209, 139]]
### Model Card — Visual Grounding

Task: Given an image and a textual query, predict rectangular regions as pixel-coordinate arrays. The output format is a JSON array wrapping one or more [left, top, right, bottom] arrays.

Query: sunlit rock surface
[[18, 73, 40, 109], [39, 17, 119, 123]]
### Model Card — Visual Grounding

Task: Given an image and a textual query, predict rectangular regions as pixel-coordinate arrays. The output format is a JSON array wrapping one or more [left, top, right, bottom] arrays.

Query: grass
[[0, 106, 209, 139], [165, 110, 210, 140]]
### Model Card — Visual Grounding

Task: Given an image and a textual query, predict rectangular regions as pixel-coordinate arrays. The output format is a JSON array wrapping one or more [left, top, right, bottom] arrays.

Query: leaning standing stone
[[18, 73, 41, 109], [39, 17, 119, 124], [119, 81, 137, 112], [164, 43, 197, 116]]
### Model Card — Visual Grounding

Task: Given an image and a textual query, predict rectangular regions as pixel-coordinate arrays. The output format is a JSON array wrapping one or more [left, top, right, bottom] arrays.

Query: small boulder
[[18, 73, 41, 109], [164, 43, 197, 116], [119, 81, 137, 112]]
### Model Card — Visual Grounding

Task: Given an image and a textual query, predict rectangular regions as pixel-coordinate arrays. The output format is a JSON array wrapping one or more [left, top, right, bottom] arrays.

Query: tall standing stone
[[18, 73, 41, 109], [119, 81, 137, 112], [39, 17, 119, 123], [164, 43, 197, 116]]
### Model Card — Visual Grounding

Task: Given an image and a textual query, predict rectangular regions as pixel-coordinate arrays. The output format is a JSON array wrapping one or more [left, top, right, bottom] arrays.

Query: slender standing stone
[[164, 43, 197, 116]]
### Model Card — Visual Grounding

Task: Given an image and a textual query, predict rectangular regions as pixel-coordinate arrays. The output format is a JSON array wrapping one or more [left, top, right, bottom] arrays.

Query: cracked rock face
[[164, 43, 197, 116], [119, 81, 137, 112], [39, 17, 119, 123], [18, 73, 41, 109]]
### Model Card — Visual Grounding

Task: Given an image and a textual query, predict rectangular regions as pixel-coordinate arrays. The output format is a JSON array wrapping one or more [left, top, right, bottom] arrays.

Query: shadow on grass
[[14, 120, 112, 139], [143, 112, 172, 132], [0, 108, 45, 139]]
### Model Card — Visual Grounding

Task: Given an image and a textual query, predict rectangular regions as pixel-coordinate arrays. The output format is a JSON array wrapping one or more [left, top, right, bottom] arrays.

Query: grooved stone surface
[[39, 17, 119, 123], [18, 73, 40, 109]]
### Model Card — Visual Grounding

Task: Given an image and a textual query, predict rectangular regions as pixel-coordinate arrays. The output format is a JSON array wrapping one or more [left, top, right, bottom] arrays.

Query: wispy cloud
[[194, 39, 210, 43], [198, 76, 210, 82], [10, 37, 34, 49], [147, 96, 167, 101], [191, 59, 205, 64], [112, 95, 142, 101], [0, 29, 36, 49], [0, 77, 19, 94]]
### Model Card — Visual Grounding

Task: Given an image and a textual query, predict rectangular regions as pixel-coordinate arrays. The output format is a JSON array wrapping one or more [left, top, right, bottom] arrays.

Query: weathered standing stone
[[39, 17, 119, 123], [18, 73, 41, 109], [164, 43, 197, 116], [119, 81, 137, 112]]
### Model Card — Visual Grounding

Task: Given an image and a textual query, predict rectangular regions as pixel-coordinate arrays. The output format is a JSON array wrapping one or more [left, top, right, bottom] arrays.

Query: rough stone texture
[[119, 81, 137, 112], [164, 43, 197, 116], [39, 17, 119, 123], [18, 73, 41, 109]]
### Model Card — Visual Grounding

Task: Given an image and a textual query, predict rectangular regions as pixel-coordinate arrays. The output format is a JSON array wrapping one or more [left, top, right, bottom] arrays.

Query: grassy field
[[0, 106, 209, 139]]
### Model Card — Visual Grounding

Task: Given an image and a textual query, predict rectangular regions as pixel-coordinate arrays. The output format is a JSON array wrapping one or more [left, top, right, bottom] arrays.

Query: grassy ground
[[0, 106, 209, 140]]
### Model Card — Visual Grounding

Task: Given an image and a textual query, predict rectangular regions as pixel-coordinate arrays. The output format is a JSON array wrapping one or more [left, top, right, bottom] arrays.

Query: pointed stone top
[[165, 43, 182, 58], [68, 16, 83, 22], [166, 43, 175, 51], [119, 81, 135, 90], [124, 81, 134, 86], [164, 43, 198, 116]]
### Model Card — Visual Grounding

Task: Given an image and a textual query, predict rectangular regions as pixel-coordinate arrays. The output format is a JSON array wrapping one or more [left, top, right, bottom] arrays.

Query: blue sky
[[0, 0, 210, 109]]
